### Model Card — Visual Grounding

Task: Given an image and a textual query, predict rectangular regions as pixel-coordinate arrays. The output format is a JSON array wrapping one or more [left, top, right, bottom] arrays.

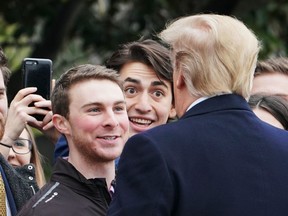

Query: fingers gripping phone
[[22, 58, 53, 121]]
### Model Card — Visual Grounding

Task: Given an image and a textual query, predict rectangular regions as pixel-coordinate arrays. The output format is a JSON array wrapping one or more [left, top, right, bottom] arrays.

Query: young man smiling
[[54, 39, 176, 158], [18, 64, 129, 216], [106, 39, 176, 136]]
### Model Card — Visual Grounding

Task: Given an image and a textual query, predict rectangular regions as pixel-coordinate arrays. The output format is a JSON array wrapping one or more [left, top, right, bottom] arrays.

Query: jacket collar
[[181, 94, 251, 120]]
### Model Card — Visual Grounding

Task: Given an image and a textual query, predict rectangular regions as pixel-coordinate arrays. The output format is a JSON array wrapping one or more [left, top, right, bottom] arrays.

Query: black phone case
[[22, 58, 52, 121]]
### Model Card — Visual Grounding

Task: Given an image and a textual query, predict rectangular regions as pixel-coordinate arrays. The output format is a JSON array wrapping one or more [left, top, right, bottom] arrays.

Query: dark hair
[[249, 94, 288, 130], [51, 64, 122, 119], [255, 57, 288, 76], [0, 47, 11, 87], [105, 39, 173, 84]]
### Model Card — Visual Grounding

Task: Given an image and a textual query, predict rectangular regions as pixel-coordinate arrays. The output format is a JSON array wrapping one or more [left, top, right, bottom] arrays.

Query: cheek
[[73, 116, 98, 132], [119, 115, 129, 131], [0, 98, 8, 117], [18, 153, 31, 166], [156, 99, 174, 118], [125, 97, 134, 110]]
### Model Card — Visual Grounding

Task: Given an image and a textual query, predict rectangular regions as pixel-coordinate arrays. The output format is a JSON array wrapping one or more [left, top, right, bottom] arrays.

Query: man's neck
[[68, 153, 116, 188]]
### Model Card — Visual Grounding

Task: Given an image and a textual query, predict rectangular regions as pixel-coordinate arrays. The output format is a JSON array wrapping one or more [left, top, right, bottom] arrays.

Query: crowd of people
[[0, 13, 288, 216]]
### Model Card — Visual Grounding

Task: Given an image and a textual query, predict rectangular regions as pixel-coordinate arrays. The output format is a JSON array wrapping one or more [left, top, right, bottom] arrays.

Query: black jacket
[[17, 158, 112, 216]]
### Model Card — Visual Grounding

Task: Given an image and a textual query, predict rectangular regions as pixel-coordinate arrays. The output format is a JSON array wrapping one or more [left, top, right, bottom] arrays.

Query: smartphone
[[22, 58, 53, 121]]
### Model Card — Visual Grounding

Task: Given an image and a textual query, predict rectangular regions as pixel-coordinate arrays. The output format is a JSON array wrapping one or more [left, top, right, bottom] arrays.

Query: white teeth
[[103, 136, 116, 140], [130, 118, 152, 125]]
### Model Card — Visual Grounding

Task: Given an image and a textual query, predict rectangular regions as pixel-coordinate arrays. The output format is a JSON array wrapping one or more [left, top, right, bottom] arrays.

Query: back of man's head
[[159, 14, 261, 99]]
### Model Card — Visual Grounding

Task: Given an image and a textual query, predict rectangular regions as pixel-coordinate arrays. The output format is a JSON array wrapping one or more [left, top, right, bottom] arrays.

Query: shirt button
[[28, 165, 33, 170], [29, 176, 34, 180]]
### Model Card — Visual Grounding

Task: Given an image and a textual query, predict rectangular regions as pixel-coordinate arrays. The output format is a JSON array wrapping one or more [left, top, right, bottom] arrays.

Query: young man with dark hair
[[54, 39, 176, 158], [18, 64, 129, 215]]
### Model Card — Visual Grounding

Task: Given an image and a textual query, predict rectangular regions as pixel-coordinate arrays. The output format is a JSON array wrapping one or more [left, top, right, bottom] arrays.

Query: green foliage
[[1, 0, 287, 74], [1, 0, 287, 168], [243, 1, 288, 59], [0, 16, 31, 70]]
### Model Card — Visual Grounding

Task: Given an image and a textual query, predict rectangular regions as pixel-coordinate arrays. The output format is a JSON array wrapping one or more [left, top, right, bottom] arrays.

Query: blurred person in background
[[249, 94, 288, 130], [8, 125, 46, 187], [0, 47, 53, 215], [252, 57, 288, 100]]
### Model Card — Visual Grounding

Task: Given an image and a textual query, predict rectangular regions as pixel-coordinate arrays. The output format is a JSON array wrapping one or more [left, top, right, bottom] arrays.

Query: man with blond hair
[[107, 14, 288, 216]]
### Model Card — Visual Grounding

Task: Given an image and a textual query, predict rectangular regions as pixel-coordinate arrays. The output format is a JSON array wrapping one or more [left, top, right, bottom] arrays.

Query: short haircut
[[0, 47, 11, 87], [105, 39, 173, 84], [249, 94, 288, 130], [51, 64, 122, 119], [255, 57, 288, 76], [159, 14, 261, 99]]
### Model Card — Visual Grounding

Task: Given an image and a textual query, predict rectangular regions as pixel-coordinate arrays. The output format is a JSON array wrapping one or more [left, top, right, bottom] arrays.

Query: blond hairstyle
[[159, 14, 261, 99], [25, 125, 46, 187]]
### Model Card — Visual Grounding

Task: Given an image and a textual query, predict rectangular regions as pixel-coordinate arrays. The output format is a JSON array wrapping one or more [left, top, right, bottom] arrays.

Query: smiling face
[[58, 79, 129, 163], [120, 62, 176, 137]]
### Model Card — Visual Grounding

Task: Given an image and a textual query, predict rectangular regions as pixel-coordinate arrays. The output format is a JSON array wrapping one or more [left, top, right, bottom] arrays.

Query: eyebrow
[[82, 100, 126, 109], [124, 77, 168, 89]]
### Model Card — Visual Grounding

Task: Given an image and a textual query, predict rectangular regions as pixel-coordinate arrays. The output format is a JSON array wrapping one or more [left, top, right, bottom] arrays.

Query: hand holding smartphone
[[22, 58, 53, 121]]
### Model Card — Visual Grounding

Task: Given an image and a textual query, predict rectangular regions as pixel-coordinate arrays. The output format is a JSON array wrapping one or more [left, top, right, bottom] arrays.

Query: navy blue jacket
[[108, 94, 288, 216]]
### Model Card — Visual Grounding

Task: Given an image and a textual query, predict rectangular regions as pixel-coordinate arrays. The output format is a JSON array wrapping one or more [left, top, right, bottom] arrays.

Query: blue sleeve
[[53, 135, 69, 160]]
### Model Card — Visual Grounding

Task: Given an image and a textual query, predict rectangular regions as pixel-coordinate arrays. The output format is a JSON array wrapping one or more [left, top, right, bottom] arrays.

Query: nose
[[102, 110, 119, 128], [8, 148, 15, 160], [134, 93, 152, 114]]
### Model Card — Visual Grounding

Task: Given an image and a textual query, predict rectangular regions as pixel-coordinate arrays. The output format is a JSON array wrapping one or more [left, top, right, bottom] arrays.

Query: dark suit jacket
[[108, 94, 288, 216]]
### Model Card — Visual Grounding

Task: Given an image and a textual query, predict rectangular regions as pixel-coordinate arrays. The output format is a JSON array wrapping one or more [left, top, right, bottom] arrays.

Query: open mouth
[[129, 117, 153, 126], [99, 136, 118, 140]]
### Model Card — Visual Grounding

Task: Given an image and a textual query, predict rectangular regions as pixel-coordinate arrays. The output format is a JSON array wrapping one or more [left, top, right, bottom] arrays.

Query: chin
[[129, 131, 138, 137]]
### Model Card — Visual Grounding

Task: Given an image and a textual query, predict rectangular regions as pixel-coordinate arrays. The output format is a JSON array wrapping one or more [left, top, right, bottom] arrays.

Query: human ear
[[175, 70, 185, 89], [169, 104, 177, 119], [52, 114, 71, 135]]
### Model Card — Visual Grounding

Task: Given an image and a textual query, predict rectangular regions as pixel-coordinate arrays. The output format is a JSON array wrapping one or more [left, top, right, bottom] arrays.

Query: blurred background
[[1, 0, 288, 178]]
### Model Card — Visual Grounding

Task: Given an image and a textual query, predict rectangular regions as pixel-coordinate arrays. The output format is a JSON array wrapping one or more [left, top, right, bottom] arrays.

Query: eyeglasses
[[0, 138, 32, 155]]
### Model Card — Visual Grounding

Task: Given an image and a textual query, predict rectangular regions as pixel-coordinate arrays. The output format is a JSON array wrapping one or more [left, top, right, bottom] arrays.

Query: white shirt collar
[[186, 93, 232, 112], [186, 96, 209, 112]]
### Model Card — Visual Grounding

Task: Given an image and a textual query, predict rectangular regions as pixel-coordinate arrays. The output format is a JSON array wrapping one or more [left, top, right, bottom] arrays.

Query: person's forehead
[[119, 62, 171, 87], [252, 73, 288, 97], [69, 79, 124, 104], [19, 129, 31, 140]]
